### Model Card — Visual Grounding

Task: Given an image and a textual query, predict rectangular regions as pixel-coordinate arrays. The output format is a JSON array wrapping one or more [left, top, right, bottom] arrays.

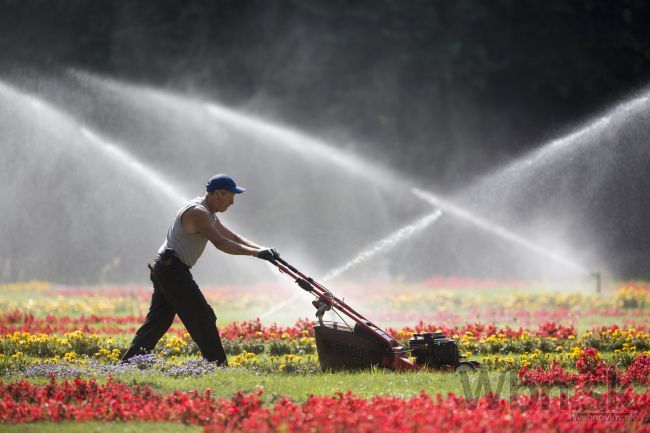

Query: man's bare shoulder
[[181, 206, 212, 234], [184, 205, 211, 219]]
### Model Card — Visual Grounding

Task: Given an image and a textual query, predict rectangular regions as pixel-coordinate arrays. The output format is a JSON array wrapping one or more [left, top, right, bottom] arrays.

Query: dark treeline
[[1, 0, 650, 186]]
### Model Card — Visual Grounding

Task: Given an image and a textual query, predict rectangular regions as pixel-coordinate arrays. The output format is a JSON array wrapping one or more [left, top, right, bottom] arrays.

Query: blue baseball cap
[[206, 174, 246, 193]]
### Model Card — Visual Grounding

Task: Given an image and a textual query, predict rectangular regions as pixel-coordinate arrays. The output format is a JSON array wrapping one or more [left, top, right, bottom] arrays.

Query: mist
[[1, 1, 649, 286]]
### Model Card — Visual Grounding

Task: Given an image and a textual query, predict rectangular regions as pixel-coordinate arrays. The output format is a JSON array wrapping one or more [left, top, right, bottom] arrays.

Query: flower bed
[[2, 320, 648, 361], [0, 377, 647, 432], [517, 349, 650, 387], [0, 278, 648, 431]]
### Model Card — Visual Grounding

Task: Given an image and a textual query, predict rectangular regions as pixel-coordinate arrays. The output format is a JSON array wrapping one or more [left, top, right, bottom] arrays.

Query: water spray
[[71, 70, 418, 191], [204, 102, 403, 189], [259, 209, 444, 319], [412, 188, 590, 276], [70, 72, 650, 285], [471, 94, 650, 194], [321, 210, 443, 281], [80, 128, 189, 206], [73, 72, 609, 279], [1, 80, 191, 207]]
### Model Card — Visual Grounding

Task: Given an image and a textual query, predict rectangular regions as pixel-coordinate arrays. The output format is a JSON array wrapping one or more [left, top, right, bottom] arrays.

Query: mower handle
[[268, 256, 422, 372], [274, 257, 299, 273], [271, 257, 328, 294], [268, 257, 402, 353]]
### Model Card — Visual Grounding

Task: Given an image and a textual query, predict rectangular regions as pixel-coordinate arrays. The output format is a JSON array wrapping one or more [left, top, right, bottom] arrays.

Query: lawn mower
[[269, 257, 481, 372]]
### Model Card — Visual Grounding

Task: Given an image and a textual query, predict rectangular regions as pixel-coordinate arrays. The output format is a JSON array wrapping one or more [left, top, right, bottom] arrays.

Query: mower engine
[[409, 333, 478, 370]]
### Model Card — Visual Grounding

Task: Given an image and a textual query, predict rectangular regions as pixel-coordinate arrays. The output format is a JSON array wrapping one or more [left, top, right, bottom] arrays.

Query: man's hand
[[256, 248, 280, 261]]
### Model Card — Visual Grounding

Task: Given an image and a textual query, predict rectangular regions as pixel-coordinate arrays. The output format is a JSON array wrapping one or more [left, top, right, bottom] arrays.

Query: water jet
[[260, 209, 443, 319], [412, 188, 590, 275]]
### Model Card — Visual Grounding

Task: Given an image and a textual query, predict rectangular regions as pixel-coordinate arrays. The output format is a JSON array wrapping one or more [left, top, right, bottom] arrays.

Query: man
[[122, 173, 279, 365]]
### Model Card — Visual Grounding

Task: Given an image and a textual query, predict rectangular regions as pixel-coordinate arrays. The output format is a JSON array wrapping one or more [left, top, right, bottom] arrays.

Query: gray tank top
[[158, 197, 216, 267]]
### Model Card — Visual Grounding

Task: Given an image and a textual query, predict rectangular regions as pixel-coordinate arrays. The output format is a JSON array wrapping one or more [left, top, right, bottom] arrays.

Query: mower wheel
[[454, 361, 476, 373]]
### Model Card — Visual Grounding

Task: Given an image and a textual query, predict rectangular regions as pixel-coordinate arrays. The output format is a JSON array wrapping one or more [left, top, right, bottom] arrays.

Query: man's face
[[212, 190, 235, 212]]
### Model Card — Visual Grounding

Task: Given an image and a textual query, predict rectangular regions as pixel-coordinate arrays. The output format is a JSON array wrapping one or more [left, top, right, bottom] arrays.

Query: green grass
[[13, 367, 627, 403], [15, 368, 468, 401], [11, 368, 642, 407], [574, 314, 646, 331], [0, 422, 201, 433]]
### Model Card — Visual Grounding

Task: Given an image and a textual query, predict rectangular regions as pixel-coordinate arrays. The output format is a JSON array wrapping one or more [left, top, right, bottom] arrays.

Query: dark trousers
[[122, 251, 227, 365]]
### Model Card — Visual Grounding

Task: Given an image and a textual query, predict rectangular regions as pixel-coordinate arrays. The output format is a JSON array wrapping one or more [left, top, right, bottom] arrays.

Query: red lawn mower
[[270, 257, 481, 372]]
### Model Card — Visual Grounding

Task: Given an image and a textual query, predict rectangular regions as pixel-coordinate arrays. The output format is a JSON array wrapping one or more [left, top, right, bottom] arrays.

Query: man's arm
[[184, 207, 259, 256], [214, 216, 262, 249]]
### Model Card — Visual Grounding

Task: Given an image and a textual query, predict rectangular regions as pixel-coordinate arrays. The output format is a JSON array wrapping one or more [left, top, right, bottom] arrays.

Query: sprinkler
[[591, 270, 602, 294]]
